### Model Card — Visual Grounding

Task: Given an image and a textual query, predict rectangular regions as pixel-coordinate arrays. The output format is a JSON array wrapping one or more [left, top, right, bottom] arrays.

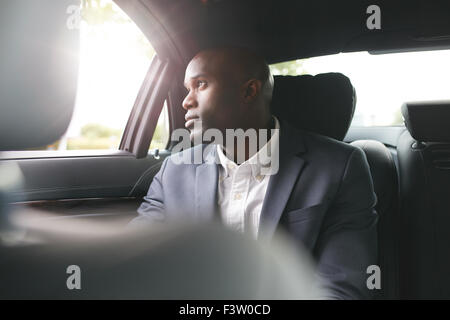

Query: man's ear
[[242, 79, 262, 104]]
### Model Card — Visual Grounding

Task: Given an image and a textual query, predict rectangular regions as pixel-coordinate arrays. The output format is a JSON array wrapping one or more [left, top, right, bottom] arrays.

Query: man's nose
[[182, 91, 197, 111]]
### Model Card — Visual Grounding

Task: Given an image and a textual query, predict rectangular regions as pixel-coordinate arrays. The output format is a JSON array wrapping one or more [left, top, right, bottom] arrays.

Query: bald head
[[182, 46, 275, 143], [191, 47, 274, 108]]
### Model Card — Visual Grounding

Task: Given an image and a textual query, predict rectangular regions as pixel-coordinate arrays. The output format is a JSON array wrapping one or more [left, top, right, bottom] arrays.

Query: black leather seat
[[271, 73, 399, 299], [271, 73, 356, 141], [397, 100, 450, 299], [350, 140, 399, 299]]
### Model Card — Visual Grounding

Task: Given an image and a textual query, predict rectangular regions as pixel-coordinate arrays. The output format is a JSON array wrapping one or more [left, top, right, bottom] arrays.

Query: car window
[[149, 102, 170, 151], [270, 49, 450, 127], [25, 0, 167, 151]]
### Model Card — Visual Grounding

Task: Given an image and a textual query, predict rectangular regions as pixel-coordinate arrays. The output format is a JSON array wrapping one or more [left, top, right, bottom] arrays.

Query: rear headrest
[[271, 73, 356, 141], [401, 100, 450, 142]]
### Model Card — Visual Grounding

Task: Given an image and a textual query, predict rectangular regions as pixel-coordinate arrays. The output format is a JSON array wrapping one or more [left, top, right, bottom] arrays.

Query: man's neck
[[225, 116, 276, 164]]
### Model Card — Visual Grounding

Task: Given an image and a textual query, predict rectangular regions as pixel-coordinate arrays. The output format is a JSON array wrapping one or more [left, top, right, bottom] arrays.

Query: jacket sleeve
[[127, 157, 169, 228], [314, 147, 379, 299]]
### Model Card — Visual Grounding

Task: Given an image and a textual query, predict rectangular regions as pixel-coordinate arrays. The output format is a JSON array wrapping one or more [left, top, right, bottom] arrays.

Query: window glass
[[149, 102, 170, 151], [32, 0, 164, 151], [270, 50, 450, 126]]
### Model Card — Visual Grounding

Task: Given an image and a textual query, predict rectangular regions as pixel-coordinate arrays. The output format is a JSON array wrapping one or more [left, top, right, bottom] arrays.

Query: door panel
[[3, 151, 170, 225], [5, 151, 170, 203], [9, 197, 141, 229]]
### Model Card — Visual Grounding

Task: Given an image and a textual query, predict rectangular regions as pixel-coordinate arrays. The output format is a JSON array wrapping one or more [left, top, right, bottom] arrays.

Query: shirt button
[[234, 193, 242, 200], [256, 175, 264, 182], [227, 163, 235, 170]]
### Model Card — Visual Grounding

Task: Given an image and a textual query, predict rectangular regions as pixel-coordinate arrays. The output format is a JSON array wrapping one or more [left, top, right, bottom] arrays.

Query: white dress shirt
[[216, 116, 280, 239]]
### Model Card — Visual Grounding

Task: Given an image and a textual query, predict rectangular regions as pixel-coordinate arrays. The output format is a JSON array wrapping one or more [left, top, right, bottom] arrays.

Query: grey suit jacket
[[131, 121, 378, 299]]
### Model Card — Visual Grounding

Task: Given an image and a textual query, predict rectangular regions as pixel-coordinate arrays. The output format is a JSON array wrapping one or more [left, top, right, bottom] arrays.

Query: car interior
[[1, 0, 450, 299]]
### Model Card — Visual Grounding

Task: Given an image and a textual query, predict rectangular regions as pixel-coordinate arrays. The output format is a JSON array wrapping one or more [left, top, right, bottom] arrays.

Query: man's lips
[[185, 117, 199, 129]]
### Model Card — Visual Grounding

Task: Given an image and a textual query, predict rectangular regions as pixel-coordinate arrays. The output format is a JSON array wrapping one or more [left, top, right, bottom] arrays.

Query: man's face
[[182, 52, 243, 142]]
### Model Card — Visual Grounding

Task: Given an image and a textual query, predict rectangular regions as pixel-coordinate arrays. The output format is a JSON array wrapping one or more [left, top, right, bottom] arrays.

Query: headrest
[[0, 0, 79, 151], [402, 100, 450, 142], [271, 73, 356, 141]]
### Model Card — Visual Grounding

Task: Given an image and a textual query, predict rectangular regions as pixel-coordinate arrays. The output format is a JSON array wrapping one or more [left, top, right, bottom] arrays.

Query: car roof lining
[[115, 0, 450, 66]]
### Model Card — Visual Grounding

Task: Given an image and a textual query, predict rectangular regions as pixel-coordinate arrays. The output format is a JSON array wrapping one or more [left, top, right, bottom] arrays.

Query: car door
[[0, 0, 184, 230]]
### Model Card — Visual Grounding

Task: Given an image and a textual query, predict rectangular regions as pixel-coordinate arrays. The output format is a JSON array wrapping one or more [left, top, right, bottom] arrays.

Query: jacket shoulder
[[298, 129, 363, 160], [166, 143, 215, 167]]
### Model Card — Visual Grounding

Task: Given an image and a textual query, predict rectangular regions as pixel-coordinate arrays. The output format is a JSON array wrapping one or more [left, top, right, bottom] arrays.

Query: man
[[130, 47, 378, 299]]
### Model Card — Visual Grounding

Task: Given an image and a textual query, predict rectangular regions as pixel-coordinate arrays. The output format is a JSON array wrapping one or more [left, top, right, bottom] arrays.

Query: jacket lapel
[[192, 122, 307, 236], [258, 121, 307, 241], [195, 145, 219, 221]]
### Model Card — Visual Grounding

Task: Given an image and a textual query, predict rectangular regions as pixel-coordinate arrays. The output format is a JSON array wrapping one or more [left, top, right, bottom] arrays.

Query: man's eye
[[197, 80, 206, 88]]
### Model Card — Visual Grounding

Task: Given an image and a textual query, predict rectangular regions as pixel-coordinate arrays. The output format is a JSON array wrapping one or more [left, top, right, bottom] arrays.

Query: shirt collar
[[216, 116, 280, 179]]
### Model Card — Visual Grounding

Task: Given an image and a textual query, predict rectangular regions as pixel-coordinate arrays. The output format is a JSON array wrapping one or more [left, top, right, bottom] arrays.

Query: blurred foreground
[[0, 203, 326, 299]]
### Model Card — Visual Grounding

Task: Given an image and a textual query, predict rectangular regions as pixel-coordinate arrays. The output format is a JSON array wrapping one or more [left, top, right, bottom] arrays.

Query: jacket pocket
[[286, 203, 327, 224]]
